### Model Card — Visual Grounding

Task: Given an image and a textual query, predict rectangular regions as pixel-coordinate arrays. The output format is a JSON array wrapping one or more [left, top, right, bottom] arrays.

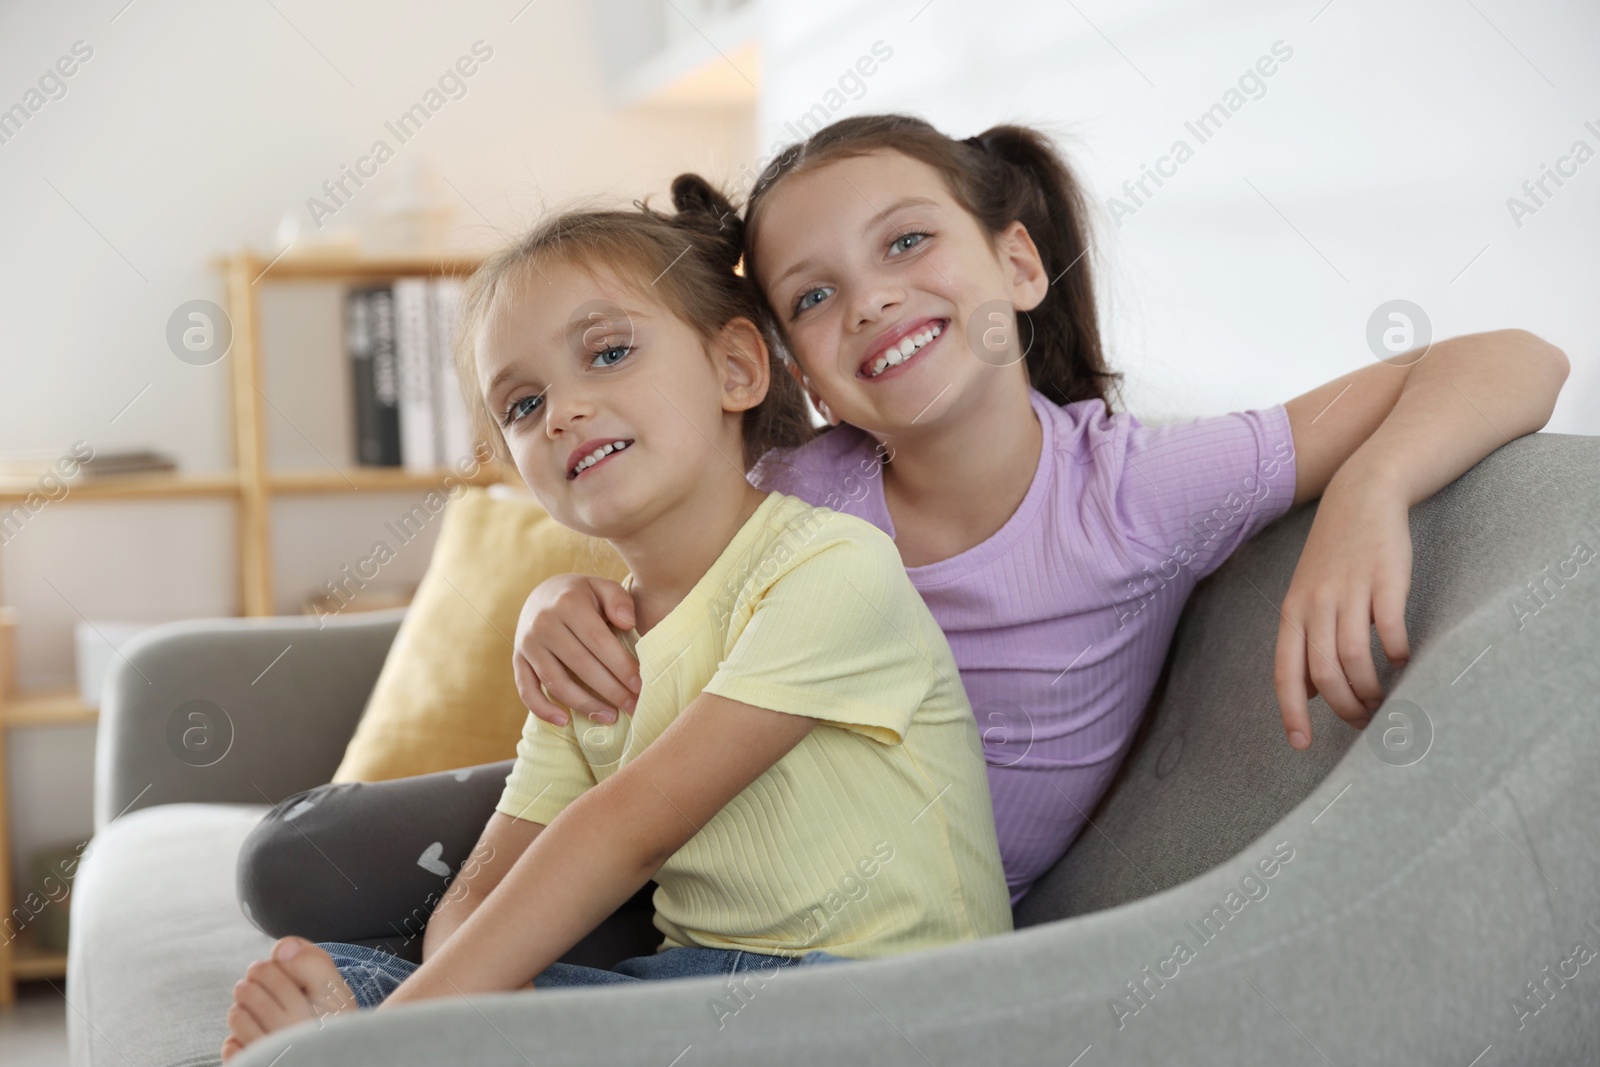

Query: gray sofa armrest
[[94, 608, 405, 829]]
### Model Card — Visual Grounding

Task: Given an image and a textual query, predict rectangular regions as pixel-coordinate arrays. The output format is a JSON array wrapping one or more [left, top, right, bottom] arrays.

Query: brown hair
[[743, 113, 1122, 413], [454, 174, 819, 474]]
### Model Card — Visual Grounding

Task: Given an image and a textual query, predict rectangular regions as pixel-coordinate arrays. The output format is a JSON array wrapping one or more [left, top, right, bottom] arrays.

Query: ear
[[783, 360, 838, 426], [717, 317, 771, 415], [996, 220, 1050, 314]]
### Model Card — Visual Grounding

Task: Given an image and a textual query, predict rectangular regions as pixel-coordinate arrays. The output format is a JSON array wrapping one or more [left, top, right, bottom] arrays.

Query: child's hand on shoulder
[[514, 575, 642, 727], [1273, 475, 1413, 750]]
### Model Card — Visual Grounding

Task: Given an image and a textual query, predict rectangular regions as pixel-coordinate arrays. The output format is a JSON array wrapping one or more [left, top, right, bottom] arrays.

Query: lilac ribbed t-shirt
[[749, 388, 1298, 905]]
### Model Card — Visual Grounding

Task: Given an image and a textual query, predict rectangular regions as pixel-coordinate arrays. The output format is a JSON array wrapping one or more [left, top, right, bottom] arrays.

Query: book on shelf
[[78, 449, 178, 479], [394, 278, 436, 474], [433, 278, 473, 467], [346, 286, 402, 466], [346, 279, 473, 471]]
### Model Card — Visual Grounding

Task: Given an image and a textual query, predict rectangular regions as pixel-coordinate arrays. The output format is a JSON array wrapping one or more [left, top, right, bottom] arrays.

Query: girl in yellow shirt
[[221, 176, 1010, 1060]]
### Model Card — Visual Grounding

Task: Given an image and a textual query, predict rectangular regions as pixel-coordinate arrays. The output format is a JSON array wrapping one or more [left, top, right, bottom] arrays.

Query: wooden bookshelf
[[3, 688, 96, 728], [221, 250, 505, 614], [0, 472, 240, 504], [226, 251, 486, 282], [0, 250, 504, 1007], [268, 467, 499, 494], [0, 621, 89, 1002], [8, 928, 67, 982]]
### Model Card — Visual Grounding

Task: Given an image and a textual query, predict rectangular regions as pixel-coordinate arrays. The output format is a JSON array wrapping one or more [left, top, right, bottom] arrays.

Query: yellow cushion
[[331, 485, 628, 783]]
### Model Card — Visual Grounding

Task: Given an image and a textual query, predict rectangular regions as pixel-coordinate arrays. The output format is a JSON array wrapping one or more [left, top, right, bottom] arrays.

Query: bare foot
[[220, 937, 360, 1062]]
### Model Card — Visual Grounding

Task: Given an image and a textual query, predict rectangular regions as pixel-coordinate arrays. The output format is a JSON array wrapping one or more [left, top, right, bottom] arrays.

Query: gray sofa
[[69, 432, 1600, 1067]]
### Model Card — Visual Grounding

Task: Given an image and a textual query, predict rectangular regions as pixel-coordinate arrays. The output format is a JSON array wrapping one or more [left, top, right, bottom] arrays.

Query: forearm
[[1334, 329, 1567, 505], [378, 785, 663, 1006], [421, 888, 538, 990], [420, 884, 480, 962]]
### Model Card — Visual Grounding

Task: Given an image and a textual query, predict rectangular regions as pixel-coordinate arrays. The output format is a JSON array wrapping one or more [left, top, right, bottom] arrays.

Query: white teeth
[[866, 323, 943, 378], [573, 439, 631, 476]]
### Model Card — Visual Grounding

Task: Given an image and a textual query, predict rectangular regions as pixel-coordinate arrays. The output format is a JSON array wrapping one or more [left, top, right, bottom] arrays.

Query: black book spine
[[346, 287, 382, 466], [367, 285, 403, 466]]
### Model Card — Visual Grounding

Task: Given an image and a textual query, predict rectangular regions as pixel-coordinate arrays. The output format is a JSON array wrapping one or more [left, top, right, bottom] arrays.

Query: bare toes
[[271, 937, 361, 1019], [245, 958, 301, 1016], [225, 1001, 265, 1046], [234, 975, 288, 1031]]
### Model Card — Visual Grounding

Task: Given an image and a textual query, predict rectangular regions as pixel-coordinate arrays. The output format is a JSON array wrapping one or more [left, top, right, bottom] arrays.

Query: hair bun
[[669, 172, 744, 273]]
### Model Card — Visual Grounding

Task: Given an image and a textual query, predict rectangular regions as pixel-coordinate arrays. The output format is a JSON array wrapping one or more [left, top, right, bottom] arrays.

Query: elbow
[[572, 779, 679, 875], [640, 844, 674, 876], [1508, 328, 1568, 367], [635, 815, 681, 872], [629, 834, 674, 881], [1501, 328, 1568, 372], [1495, 329, 1569, 426], [1542, 338, 1571, 385], [1527, 331, 1570, 423]]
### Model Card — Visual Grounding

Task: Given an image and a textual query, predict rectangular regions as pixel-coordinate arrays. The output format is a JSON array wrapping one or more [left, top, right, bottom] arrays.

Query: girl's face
[[752, 149, 1047, 438], [476, 259, 767, 539]]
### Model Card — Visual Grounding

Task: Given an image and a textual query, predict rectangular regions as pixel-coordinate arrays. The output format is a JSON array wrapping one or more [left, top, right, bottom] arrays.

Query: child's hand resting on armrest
[[514, 574, 643, 728]]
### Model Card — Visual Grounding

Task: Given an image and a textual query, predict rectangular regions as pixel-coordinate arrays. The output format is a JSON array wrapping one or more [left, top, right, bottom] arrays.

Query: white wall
[[756, 0, 1599, 428], [0, 0, 753, 902]]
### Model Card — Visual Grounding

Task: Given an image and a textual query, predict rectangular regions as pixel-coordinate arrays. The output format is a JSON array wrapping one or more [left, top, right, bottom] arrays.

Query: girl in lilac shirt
[[514, 115, 1568, 905]]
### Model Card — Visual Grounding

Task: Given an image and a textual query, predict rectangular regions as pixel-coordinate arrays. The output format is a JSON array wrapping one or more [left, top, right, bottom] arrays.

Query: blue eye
[[501, 392, 543, 427], [591, 344, 631, 368], [889, 231, 929, 255], [793, 287, 833, 316]]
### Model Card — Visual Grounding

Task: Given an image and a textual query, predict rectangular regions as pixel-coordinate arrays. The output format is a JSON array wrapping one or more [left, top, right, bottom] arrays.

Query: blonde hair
[[453, 175, 819, 474]]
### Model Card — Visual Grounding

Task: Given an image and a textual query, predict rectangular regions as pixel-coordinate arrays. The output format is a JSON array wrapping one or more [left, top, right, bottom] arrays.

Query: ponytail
[[665, 172, 819, 469], [745, 114, 1122, 413]]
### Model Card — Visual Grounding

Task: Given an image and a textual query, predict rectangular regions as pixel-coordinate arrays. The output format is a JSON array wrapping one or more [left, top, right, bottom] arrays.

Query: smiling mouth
[[569, 439, 634, 480], [860, 320, 948, 380]]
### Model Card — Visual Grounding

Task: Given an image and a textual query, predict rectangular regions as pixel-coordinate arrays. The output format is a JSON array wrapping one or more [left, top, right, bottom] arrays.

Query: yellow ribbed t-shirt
[[496, 490, 1012, 959]]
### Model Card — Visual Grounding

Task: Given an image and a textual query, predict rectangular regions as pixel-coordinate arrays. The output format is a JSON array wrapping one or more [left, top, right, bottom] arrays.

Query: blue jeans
[[316, 941, 852, 1009]]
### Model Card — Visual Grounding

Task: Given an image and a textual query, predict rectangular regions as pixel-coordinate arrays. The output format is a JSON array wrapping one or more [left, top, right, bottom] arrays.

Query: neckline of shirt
[[618, 489, 787, 662], [868, 388, 1055, 586]]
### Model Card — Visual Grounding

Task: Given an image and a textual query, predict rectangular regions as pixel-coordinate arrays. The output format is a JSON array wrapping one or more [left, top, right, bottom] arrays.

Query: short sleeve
[[1111, 404, 1298, 581], [494, 703, 596, 825], [699, 528, 936, 746]]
